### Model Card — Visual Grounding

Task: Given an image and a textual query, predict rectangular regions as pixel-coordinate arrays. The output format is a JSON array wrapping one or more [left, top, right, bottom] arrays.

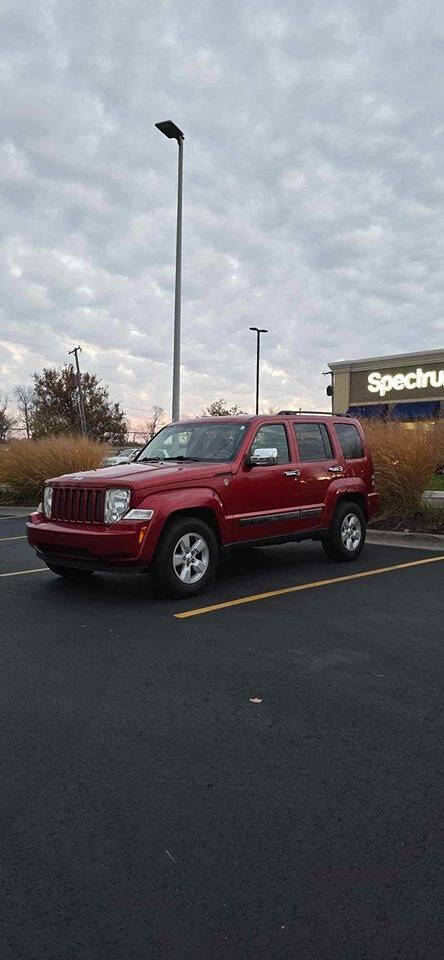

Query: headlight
[[43, 486, 53, 518], [104, 488, 131, 523]]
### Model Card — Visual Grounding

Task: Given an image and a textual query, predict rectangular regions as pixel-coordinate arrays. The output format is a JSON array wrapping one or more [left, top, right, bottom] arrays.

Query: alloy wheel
[[172, 532, 210, 583], [340, 513, 362, 552]]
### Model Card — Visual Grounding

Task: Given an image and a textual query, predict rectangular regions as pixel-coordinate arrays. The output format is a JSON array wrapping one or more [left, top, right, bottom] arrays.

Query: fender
[[324, 477, 369, 523], [135, 486, 230, 562]]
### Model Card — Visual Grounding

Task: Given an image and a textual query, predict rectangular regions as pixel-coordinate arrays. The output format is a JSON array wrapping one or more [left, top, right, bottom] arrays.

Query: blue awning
[[391, 401, 440, 421], [347, 404, 389, 419]]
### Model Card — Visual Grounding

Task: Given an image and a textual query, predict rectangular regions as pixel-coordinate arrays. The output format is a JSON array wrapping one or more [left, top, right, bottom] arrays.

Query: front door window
[[249, 424, 290, 464]]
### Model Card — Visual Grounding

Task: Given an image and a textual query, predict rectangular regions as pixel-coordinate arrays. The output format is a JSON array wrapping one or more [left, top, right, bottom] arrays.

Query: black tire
[[151, 517, 219, 598], [322, 500, 366, 562], [46, 564, 94, 579]]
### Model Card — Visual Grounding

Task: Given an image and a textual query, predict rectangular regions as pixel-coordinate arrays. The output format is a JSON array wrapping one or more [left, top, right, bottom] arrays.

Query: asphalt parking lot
[[1, 514, 443, 960]]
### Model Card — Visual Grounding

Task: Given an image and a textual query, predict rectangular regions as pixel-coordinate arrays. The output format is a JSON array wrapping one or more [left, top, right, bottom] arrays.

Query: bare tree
[[14, 384, 35, 438], [135, 406, 165, 442], [147, 405, 165, 440], [0, 393, 16, 443]]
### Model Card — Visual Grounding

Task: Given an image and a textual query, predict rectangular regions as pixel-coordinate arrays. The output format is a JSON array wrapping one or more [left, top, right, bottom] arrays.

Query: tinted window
[[250, 424, 289, 464], [294, 422, 333, 461], [319, 424, 334, 458], [335, 423, 364, 460], [136, 421, 248, 463]]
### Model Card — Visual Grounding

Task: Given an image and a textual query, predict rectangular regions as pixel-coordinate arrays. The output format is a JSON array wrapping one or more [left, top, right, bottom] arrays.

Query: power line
[[1, 335, 170, 417], [0, 335, 167, 390]]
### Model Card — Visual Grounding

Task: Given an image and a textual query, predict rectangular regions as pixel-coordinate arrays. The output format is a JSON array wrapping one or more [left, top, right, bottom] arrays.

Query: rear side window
[[335, 423, 365, 460], [250, 424, 289, 464], [293, 422, 333, 461]]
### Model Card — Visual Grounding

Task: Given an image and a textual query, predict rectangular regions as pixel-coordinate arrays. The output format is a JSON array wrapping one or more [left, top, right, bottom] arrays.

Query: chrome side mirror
[[249, 447, 278, 467]]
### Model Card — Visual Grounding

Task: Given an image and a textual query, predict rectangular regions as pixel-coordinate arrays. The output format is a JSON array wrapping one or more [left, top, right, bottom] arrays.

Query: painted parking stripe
[[0, 515, 29, 520], [0, 535, 27, 542], [0, 568, 49, 578], [175, 554, 444, 619]]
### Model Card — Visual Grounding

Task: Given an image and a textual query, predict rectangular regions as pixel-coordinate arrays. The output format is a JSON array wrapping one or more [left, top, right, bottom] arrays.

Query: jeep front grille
[[51, 487, 105, 524]]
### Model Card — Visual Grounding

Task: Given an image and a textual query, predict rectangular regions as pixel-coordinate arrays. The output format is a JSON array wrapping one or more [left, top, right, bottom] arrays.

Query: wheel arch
[[137, 486, 228, 563], [334, 492, 368, 522], [159, 506, 222, 546]]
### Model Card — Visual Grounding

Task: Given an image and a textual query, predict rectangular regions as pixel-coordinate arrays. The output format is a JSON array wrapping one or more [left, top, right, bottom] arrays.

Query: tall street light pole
[[155, 120, 185, 422], [249, 327, 268, 415]]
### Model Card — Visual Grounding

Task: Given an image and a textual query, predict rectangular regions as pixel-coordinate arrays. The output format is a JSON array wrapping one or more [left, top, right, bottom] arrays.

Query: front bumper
[[27, 512, 151, 570]]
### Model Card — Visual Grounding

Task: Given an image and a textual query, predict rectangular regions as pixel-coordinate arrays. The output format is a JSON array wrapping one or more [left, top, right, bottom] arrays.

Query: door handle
[[328, 466, 343, 473], [283, 469, 301, 477]]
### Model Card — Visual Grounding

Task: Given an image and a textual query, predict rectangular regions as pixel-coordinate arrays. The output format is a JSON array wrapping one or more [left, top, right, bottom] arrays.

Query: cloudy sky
[[2, 0, 444, 428]]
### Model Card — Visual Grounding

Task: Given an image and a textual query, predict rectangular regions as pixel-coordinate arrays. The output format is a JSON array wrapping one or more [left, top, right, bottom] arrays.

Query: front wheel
[[322, 501, 366, 562], [46, 564, 94, 579], [152, 517, 219, 598]]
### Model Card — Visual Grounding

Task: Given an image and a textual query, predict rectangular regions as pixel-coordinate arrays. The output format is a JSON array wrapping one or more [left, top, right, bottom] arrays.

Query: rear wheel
[[323, 500, 366, 562], [152, 517, 219, 598], [46, 564, 94, 579]]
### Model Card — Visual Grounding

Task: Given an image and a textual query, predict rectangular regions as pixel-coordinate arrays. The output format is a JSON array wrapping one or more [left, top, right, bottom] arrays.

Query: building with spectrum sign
[[328, 348, 444, 420]]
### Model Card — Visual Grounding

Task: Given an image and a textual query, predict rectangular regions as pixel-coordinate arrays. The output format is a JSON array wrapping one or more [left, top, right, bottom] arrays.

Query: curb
[[423, 490, 444, 504], [0, 506, 35, 518], [367, 529, 444, 551]]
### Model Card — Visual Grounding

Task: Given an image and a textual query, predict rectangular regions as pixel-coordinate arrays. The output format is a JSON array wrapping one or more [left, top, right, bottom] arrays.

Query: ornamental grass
[[363, 419, 444, 523], [0, 435, 109, 503]]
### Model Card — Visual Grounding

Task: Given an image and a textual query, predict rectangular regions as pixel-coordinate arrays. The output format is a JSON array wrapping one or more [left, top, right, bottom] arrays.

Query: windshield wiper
[[136, 455, 201, 464], [136, 456, 164, 463], [172, 456, 201, 462]]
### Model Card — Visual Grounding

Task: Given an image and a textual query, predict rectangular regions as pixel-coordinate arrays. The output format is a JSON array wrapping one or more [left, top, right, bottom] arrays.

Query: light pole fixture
[[155, 120, 185, 422], [322, 370, 334, 411], [249, 327, 268, 415]]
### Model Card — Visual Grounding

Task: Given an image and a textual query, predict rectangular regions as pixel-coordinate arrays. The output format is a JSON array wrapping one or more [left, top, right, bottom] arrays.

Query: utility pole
[[68, 346, 87, 437]]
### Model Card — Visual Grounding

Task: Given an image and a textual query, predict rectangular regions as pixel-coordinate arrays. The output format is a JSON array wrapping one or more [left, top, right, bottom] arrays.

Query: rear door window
[[293, 422, 334, 462], [335, 423, 365, 460]]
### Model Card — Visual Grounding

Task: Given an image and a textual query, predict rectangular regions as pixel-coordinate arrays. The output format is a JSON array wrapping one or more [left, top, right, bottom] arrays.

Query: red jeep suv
[[27, 412, 379, 598]]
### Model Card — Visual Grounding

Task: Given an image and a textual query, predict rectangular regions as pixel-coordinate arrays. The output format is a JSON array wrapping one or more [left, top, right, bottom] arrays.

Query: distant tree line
[[1, 365, 127, 445], [1, 370, 248, 446]]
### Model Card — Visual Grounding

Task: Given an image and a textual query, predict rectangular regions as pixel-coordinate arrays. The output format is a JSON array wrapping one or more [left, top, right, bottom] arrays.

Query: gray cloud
[[1, 0, 444, 425]]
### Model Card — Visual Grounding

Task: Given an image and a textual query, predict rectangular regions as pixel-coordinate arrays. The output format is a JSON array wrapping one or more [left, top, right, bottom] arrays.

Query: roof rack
[[278, 409, 350, 417]]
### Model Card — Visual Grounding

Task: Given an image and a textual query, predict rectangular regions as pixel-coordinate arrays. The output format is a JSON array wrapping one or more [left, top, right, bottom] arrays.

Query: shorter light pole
[[68, 346, 87, 437], [322, 370, 334, 412], [249, 327, 268, 415]]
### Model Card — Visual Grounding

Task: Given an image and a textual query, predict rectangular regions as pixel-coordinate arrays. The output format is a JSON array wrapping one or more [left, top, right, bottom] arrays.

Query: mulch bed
[[370, 506, 444, 536]]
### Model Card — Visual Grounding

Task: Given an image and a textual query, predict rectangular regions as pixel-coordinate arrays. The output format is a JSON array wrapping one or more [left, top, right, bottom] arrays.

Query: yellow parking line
[[0, 535, 26, 542], [0, 567, 49, 578], [175, 554, 444, 619]]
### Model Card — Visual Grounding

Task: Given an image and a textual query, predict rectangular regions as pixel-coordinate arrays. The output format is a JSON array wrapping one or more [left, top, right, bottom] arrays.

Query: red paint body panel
[[27, 414, 379, 570], [27, 513, 148, 564]]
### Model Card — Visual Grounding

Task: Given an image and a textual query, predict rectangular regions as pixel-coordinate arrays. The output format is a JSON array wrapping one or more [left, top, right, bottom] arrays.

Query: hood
[[49, 460, 231, 486]]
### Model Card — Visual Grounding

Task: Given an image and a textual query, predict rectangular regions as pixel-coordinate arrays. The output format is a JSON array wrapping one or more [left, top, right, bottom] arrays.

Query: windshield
[[135, 421, 249, 463]]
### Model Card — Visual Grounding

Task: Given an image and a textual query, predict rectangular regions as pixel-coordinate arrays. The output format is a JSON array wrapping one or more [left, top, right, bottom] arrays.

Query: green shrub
[[0, 435, 109, 503]]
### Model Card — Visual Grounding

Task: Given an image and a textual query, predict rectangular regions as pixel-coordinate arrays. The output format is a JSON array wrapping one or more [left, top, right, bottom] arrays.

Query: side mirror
[[248, 447, 278, 467], [118, 456, 131, 465]]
